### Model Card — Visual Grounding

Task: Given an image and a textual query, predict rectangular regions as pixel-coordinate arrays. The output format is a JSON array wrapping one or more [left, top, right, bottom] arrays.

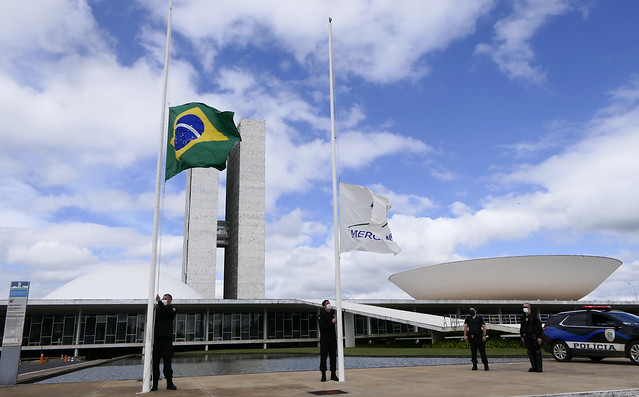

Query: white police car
[[542, 306, 639, 364]]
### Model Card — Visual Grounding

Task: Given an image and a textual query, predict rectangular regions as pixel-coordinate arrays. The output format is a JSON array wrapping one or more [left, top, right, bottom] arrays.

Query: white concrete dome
[[43, 265, 202, 300], [389, 255, 621, 301]]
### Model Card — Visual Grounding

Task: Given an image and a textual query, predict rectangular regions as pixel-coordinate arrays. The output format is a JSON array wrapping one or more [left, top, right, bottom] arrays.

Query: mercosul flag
[[339, 182, 401, 255], [165, 103, 242, 180]]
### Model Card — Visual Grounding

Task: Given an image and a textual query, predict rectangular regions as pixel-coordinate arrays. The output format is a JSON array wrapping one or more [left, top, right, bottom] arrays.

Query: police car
[[542, 306, 639, 364]]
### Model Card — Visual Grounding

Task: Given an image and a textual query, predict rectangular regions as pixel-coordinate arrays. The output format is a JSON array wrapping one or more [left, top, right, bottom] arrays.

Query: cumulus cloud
[[503, 106, 639, 234], [475, 0, 573, 84], [7, 241, 97, 268], [142, 0, 494, 84], [0, 0, 108, 82]]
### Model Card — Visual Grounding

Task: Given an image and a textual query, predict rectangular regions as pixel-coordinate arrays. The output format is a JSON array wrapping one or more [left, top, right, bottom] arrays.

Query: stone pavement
[[1, 359, 639, 396]]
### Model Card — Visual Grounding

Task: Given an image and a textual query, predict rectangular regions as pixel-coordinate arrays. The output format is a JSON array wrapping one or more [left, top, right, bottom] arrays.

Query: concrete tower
[[224, 119, 266, 299], [181, 168, 218, 299], [181, 119, 265, 299]]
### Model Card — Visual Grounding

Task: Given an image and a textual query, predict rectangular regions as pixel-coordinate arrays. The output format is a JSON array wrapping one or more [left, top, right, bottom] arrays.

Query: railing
[[448, 313, 550, 325], [441, 315, 465, 329]]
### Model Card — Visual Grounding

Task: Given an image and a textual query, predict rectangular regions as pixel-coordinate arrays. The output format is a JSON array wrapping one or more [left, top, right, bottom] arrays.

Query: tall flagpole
[[141, 0, 173, 393], [328, 17, 345, 382]]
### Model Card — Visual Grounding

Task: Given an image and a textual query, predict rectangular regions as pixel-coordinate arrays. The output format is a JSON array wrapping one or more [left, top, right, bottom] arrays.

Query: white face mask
[[325, 304, 332, 310], [161, 299, 168, 306], [523, 307, 530, 314]]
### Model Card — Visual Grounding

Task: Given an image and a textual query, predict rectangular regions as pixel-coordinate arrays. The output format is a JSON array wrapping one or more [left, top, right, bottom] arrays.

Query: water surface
[[37, 354, 526, 383]]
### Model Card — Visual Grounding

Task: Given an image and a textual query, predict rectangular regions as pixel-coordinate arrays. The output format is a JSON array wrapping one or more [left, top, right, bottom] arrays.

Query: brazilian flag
[[165, 103, 242, 181]]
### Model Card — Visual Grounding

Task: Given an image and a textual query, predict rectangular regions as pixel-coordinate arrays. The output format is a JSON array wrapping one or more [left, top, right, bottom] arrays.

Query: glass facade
[[11, 310, 320, 348], [24, 314, 77, 346], [265, 312, 317, 340], [8, 309, 424, 349]]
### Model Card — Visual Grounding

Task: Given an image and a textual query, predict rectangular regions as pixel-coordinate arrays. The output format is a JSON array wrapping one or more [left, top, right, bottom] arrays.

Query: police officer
[[318, 299, 338, 382], [152, 293, 178, 391], [463, 307, 489, 371], [520, 302, 543, 372]]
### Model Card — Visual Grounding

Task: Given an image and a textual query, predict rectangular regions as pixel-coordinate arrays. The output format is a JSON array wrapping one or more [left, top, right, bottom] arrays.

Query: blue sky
[[2, 0, 639, 301]]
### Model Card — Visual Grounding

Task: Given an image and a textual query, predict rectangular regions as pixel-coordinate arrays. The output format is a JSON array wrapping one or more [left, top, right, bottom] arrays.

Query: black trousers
[[469, 334, 488, 365], [152, 337, 174, 383], [523, 336, 543, 371], [319, 341, 337, 372]]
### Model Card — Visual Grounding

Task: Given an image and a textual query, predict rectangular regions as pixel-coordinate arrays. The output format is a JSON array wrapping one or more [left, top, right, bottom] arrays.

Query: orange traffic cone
[[39, 353, 44, 363], [64, 355, 68, 362]]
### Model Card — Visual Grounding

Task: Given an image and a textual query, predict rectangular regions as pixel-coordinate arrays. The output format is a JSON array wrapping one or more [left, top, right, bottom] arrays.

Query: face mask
[[325, 304, 332, 310], [523, 308, 529, 314], [161, 299, 168, 306], [469, 310, 475, 316]]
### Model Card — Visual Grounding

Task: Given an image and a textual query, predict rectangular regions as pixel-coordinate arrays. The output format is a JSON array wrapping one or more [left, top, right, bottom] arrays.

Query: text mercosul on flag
[[339, 182, 401, 255], [165, 102, 242, 181]]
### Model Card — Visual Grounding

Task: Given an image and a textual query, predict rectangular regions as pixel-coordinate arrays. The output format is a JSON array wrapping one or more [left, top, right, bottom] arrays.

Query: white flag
[[339, 182, 401, 255]]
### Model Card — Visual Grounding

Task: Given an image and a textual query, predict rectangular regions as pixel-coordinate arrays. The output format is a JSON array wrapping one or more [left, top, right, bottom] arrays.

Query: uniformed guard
[[463, 307, 489, 371], [318, 299, 339, 382], [520, 302, 544, 372], [152, 293, 178, 391]]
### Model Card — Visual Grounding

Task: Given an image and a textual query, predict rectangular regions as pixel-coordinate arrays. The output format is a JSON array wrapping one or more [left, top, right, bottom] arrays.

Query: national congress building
[[0, 120, 633, 359]]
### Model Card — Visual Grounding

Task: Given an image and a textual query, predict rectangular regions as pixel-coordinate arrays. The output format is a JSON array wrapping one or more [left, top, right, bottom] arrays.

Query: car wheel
[[627, 342, 639, 364], [552, 341, 572, 362], [588, 356, 604, 362]]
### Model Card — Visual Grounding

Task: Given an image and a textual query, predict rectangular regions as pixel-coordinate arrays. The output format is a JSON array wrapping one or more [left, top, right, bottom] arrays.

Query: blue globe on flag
[[174, 114, 204, 150]]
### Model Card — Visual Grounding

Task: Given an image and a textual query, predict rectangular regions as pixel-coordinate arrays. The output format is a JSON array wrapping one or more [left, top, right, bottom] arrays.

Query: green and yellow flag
[[165, 103, 242, 180]]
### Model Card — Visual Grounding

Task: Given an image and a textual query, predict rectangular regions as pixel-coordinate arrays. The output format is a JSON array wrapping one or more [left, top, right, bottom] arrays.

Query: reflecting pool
[[36, 354, 526, 384]]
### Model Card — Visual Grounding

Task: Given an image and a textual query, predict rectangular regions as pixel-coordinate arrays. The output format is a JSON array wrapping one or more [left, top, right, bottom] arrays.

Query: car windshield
[[608, 312, 639, 325]]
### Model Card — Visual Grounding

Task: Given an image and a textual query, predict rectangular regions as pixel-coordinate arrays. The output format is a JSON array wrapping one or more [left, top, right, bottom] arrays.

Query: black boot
[[321, 371, 327, 382], [330, 371, 339, 381], [484, 364, 489, 371], [166, 379, 177, 390], [151, 382, 158, 392], [472, 363, 477, 370]]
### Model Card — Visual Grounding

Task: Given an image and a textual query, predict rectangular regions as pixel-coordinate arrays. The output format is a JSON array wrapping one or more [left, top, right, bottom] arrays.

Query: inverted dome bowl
[[389, 255, 621, 301]]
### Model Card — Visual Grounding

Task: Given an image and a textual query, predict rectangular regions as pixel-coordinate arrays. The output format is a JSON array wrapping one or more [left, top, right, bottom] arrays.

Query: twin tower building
[[181, 119, 265, 299]]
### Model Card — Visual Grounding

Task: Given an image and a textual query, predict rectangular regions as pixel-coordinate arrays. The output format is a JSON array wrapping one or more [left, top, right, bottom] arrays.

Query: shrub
[[421, 337, 524, 349]]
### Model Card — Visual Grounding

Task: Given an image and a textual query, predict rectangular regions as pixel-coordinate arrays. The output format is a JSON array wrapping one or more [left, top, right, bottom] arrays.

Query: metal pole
[[328, 17, 345, 382], [140, 0, 172, 393]]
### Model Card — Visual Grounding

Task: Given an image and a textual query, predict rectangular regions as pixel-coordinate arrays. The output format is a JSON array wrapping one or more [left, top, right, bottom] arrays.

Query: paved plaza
[[2, 359, 639, 396]]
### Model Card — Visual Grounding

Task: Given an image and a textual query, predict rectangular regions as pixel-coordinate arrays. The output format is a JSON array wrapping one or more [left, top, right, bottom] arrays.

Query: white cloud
[[503, 105, 639, 235], [337, 131, 431, 170], [143, 0, 494, 84], [431, 169, 461, 182], [266, 208, 328, 252], [475, 0, 572, 84], [7, 241, 97, 268], [0, 0, 108, 82], [0, 58, 164, 187], [368, 184, 435, 217], [450, 201, 472, 217]]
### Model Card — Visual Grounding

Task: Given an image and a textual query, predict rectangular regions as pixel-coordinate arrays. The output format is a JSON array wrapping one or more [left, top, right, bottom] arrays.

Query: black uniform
[[318, 308, 337, 377], [520, 311, 544, 372], [464, 314, 488, 369], [153, 301, 177, 388]]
